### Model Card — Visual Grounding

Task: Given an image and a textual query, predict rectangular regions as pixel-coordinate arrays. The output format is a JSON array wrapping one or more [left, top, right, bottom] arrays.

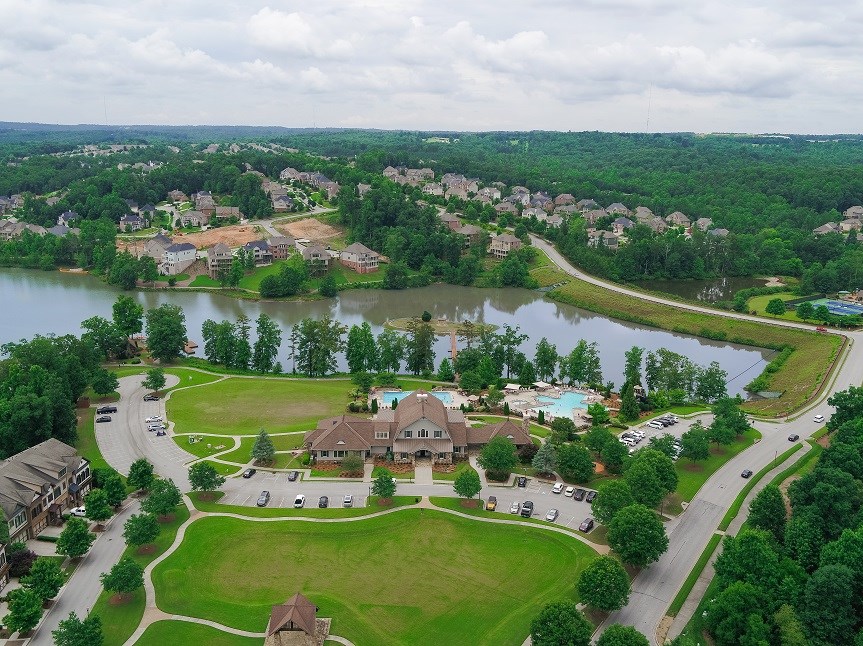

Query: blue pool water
[[380, 391, 453, 406], [536, 391, 588, 417]]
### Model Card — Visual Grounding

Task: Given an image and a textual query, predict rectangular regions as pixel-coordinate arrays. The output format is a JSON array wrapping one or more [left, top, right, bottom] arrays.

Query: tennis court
[[808, 299, 863, 316]]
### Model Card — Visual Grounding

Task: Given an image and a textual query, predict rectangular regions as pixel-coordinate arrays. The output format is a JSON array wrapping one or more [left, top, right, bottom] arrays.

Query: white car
[[69, 507, 87, 518], [343, 495, 353, 508], [552, 482, 564, 494], [564, 486, 575, 497], [545, 508, 559, 522], [145, 416, 163, 423], [509, 501, 520, 514], [647, 421, 665, 429], [293, 494, 305, 508], [813, 414, 825, 423]]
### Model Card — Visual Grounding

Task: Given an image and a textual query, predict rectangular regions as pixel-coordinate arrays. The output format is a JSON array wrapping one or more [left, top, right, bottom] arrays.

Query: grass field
[[432, 460, 477, 482], [188, 492, 416, 518], [203, 460, 244, 476], [675, 429, 761, 502], [152, 510, 595, 645], [548, 280, 842, 416], [748, 292, 801, 320], [174, 434, 237, 459], [134, 621, 261, 646], [238, 261, 288, 291], [167, 377, 351, 435], [308, 265, 383, 290], [215, 434, 305, 466], [75, 407, 107, 472], [113, 366, 223, 391], [188, 275, 221, 287]]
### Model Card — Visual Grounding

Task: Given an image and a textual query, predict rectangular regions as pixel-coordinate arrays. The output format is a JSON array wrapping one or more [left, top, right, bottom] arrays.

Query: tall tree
[[141, 479, 181, 519], [623, 346, 644, 389], [52, 612, 104, 646], [21, 556, 65, 601], [84, 488, 113, 526], [188, 462, 226, 493], [100, 555, 144, 601], [376, 329, 405, 373], [232, 314, 252, 369], [453, 468, 482, 500], [530, 600, 592, 646], [371, 472, 397, 500], [534, 338, 559, 382], [291, 315, 346, 377], [532, 441, 558, 475], [252, 313, 281, 372], [618, 384, 641, 422], [102, 471, 127, 507], [596, 625, 649, 646], [577, 556, 630, 612], [145, 303, 187, 363], [90, 367, 119, 397], [251, 429, 276, 464], [556, 444, 595, 483], [127, 458, 155, 492], [3, 587, 43, 635], [56, 518, 95, 559], [747, 484, 787, 544], [608, 504, 669, 567], [800, 564, 856, 646], [345, 322, 378, 374], [477, 436, 518, 480], [405, 317, 435, 375], [123, 513, 161, 549], [592, 480, 636, 525], [142, 367, 166, 392]]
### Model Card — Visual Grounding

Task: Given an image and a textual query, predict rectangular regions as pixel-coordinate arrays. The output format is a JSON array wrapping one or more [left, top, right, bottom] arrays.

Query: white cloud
[[247, 7, 354, 60]]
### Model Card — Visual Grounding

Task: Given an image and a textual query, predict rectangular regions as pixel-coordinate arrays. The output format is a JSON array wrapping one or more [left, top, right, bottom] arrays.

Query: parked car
[[813, 414, 825, 423], [520, 501, 534, 518], [647, 421, 664, 430], [257, 491, 270, 507], [143, 394, 160, 401], [741, 469, 753, 478], [788, 434, 800, 442], [145, 415, 163, 423], [69, 507, 87, 518], [147, 423, 166, 431], [509, 501, 520, 514], [574, 488, 586, 501], [564, 486, 575, 497], [545, 508, 559, 522], [585, 490, 597, 503], [293, 494, 305, 508], [516, 476, 527, 488], [486, 496, 497, 511], [155, 430, 166, 436], [96, 406, 117, 414], [319, 496, 329, 508], [96, 416, 111, 423], [287, 471, 299, 482], [343, 495, 353, 508], [552, 482, 564, 494], [579, 517, 595, 533], [242, 468, 256, 479]]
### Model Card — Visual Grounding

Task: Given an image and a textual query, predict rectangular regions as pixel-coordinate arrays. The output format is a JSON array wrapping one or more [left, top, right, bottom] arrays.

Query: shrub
[[9, 548, 38, 577], [518, 442, 539, 464]]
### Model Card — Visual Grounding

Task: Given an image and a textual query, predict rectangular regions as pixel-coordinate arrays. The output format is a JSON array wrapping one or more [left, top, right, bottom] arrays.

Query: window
[[433, 430, 443, 439], [375, 431, 389, 440], [53, 486, 61, 498], [404, 430, 412, 438], [59, 467, 67, 477], [401, 453, 408, 459], [454, 446, 462, 454], [334, 450, 346, 458], [418, 429, 429, 438], [320, 450, 330, 458], [10, 511, 25, 530]]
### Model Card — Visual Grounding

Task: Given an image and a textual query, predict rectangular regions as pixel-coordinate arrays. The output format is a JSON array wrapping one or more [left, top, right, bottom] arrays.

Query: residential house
[[422, 183, 444, 197], [265, 593, 321, 646], [0, 439, 92, 550], [588, 229, 619, 250], [357, 183, 372, 197], [207, 243, 233, 279], [0, 196, 12, 214], [545, 214, 564, 228], [272, 195, 294, 213], [405, 168, 434, 181], [243, 240, 273, 267], [840, 218, 862, 233], [454, 223, 484, 246], [144, 234, 173, 260], [180, 210, 208, 228], [494, 202, 518, 215], [504, 193, 530, 207], [124, 199, 139, 212], [280, 167, 304, 181], [511, 185, 530, 196], [644, 218, 668, 234], [119, 214, 143, 232], [813, 222, 840, 236], [477, 186, 501, 201], [168, 189, 188, 203], [553, 204, 579, 216], [606, 202, 631, 216], [57, 210, 77, 227], [441, 173, 467, 187], [633, 206, 655, 222], [214, 206, 242, 220], [489, 233, 523, 259], [438, 212, 461, 231], [708, 228, 730, 238], [305, 391, 531, 465], [445, 185, 470, 200], [665, 211, 691, 228], [554, 193, 575, 206], [694, 217, 713, 232], [530, 192, 553, 210], [340, 242, 380, 274], [577, 198, 600, 212], [0, 222, 45, 240], [583, 209, 608, 226], [301, 244, 331, 272], [268, 236, 294, 260], [842, 206, 863, 220], [321, 181, 340, 200], [193, 191, 216, 215], [161, 242, 197, 275], [46, 225, 78, 238], [522, 207, 546, 220], [611, 217, 634, 235], [382, 166, 400, 180]]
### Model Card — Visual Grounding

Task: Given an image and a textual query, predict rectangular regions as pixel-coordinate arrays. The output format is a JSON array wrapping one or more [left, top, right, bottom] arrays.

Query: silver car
[[509, 501, 520, 514], [545, 508, 559, 522]]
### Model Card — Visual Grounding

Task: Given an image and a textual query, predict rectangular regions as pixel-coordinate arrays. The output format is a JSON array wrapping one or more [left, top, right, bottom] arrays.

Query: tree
[[679, 422, 710, 462], [618, 385, 640, 422], [52, 612, 104, 646], [627, 448, 677, 499], [3, 587, 43, 635], [56, 517, 95, 558], [623, 346, 644, 389], [112, 295, 143, 339], [127, 458, 155, 491], [477, 436, 518, 480], [376, 329, 405, 373], [251, 313, 282, 373], [138, 255, 159, 285], [291, 315, 346, 377], [145, 303, 187, 362], [530, 600, 592, 646], [592, 480, 636, 525], [587, 402, 610, 425], [695, 361, 728, 403], [188, 462, 226, 493], [714, 529, 785, 591], [608, 504, 669, 567], [142, 367, 166, 392], [437, 358, 455, 382], [404, 318, 435, 375], [820, 527, 863, 599], [90, 367, 119, 397], [747, 484, 787, 543], [102, 471, 127, 507], [341, 453, 364, 476], [596, 625, 649, 646], [549, 417, 577, 443], [84, 488, 113, 525], [453, 468, 482, 500], [795, 301, 814, 321], [766, 298, 787, 317], [534, 338, 559, 382], [251, 429, 276, 464], [21, 556, 65, 601], [555, 443, 593, 483], [704, 581, 770, 646], [141, 479, 181, 519], [382, 261, 409, 289], [600, 440, 629, 474], [577, 555, 630, 612], [800, 564, 856, 646], [371, 472, 396, 500], [773, 604, 807, 646], [586, 427, 615, 454], [100, 555, 144, 600], [532, 441, 558, 475], [345, 322, 378, 374], [123, 513, 160, 549], [318, 273, 338, 297]]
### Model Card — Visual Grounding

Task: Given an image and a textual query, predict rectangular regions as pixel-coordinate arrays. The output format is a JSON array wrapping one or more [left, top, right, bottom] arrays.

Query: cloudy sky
[[1, 0, 861, 133]]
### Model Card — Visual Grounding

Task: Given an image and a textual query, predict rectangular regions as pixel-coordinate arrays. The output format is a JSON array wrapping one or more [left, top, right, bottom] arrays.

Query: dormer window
[[418, 429, 429, 438], [434, 430, 442, 439], [404, 430, 412, 438]]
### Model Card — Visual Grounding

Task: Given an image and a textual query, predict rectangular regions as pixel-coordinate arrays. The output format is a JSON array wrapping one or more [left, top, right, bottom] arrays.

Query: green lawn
[[167, 377, 352, 435], [75, 407, 108, 472], [308, 265, 383, 290], [135, 621, 262, 646], [238, 261, 289, 291], [432, 460, 477, 482], [187, 492, 416, 518], [675, 429, 761, 502], [90, 504, 190, 646], [202, 460, 243, 477], [112, 366, 223, 391], [152, 510, 595, 645], [216, 434, 305, 465], [748, 292, 803, 321], [188, 275, 222, 287], [174, 434, 237, 459]]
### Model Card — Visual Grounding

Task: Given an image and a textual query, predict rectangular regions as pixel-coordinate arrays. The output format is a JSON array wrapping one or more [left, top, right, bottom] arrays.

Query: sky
[[1, 0, 861, 133]]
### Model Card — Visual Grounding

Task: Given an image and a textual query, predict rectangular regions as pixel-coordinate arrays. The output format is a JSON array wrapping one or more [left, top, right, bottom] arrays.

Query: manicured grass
[[90, 504, 190, 646], [113, 366, 223, 391], [203, 460, 243, 476], [308, 265, 383, 289], [216, 434, 305, 465], [370, 465, 415, 480], [135, 621, 262, 646], [238, 260, 288, 291], [152, 510, 595, 644], [433, 460, 477, 482], [270, 453, 302, 469], [748, 292, 802, 320], [768, 442, 823, 488], [174, 434, 237, 459], [188, 275, 221, 287], [75, 406, 109, 472], [167, 377, 352, 435], [667, 405, 711, 416], [187, 491, 416, 518], [667, 532, 723, 617], [548, 280, 842, 416], [675, 429, 761, 502], [530, 265, 572, 288]]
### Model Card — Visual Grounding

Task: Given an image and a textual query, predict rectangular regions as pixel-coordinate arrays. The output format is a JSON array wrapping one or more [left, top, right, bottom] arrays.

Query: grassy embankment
[[547, 280, 842, 416]]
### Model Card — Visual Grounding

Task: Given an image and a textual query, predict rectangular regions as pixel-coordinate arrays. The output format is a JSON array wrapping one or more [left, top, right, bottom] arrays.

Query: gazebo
[[265, 593, 327, 646]]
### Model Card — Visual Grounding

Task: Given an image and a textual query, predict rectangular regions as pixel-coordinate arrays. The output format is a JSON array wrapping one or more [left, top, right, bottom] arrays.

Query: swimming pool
[[380, 391, 453, 406], [536, 391, 587, 417]]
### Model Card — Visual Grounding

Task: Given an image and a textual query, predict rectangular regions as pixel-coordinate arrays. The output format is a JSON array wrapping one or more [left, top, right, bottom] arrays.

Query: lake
[[636, 277, 765, 302], [0, 268, 770, 396]]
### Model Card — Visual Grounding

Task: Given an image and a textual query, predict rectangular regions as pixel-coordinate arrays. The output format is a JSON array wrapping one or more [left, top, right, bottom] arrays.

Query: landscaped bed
[[151, 510, 595, 645]]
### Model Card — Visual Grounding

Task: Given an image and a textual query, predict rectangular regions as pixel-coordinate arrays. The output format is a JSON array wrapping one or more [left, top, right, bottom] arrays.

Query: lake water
[[0, 268, 770, 396], [636, 277, 765, 302]]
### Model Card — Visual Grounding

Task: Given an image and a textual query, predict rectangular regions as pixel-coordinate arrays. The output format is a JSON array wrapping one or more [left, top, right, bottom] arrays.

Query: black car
[[96, 405, 117, 414], [520, 501, 534, 518], [579, 518, 595, 533], [143, 394, 160, 401], [242, 468, 256, 479], [96, 416, 111, 423], [741, 469, 753, 478], [257, 491, 270, 507], [788, 434, 800, 441], [287, 471, 299, 482], [319, 496, 329, 508], [574, 488, 586, 501], [516, 476, 528, 488], [585, 490, 597, 503]]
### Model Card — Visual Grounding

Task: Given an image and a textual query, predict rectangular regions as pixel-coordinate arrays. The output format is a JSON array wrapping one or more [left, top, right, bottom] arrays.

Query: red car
[[816, 326, 827, 332]]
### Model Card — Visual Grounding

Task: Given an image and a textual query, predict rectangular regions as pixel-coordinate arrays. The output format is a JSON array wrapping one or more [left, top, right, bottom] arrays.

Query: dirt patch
[[710, 445, 727, 457], [171, 225, 264, 250], [108, 593, 131, 606], [460, 499, 479, 508], [817, 434, 831, 448], [376, 497, 393, 507], [373, 460, 415, 474], [136, 544, 156, 556], [278, 217, 343, 243], [779, 475, 800, 517], [157, 513, 176, 524], [656, 615, 675, 644], [593, 462, 606, 475], [683, 462, 705, 472]]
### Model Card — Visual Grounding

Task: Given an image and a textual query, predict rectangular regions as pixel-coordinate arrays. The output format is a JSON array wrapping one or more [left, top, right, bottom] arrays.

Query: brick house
[[339, 242, 380, 274], [489, 233, 523, 258], [267, 236, 294, 260]]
